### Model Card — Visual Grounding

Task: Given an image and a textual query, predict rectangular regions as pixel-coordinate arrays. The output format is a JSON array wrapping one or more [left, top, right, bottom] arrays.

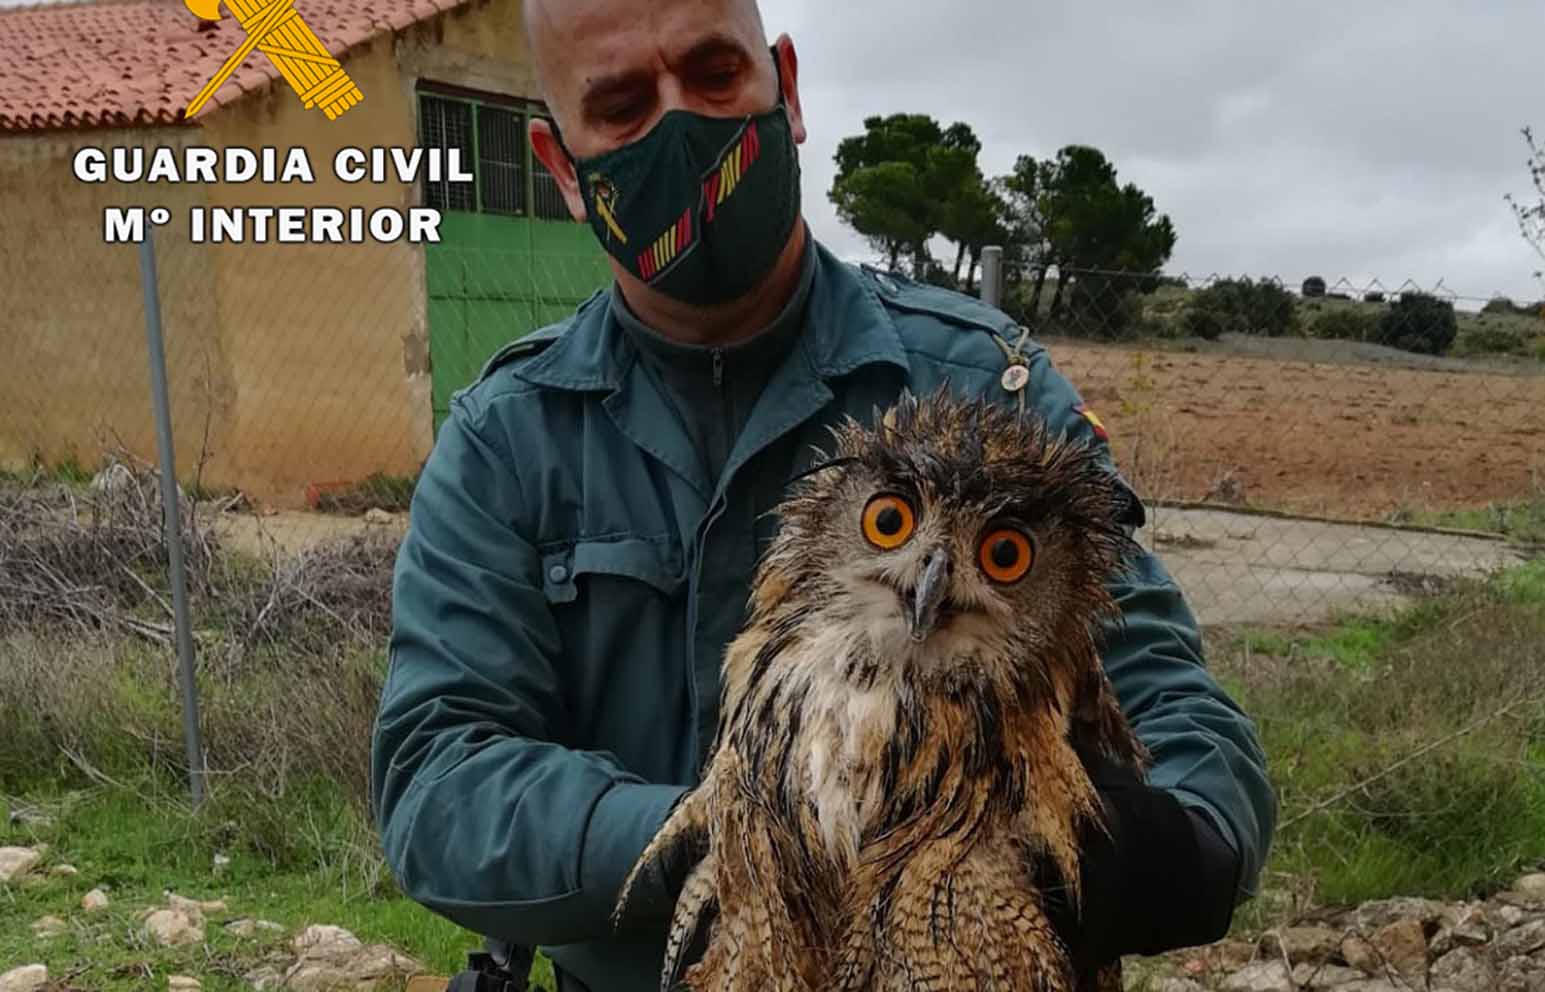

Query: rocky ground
[[1139, 874, 1545, 992], [0, 844, 426, 991], [6, 837, 1544, 991]]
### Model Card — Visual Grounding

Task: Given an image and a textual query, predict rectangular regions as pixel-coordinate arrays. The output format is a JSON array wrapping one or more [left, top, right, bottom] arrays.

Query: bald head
[[522, 0, 772, 150], [523, 0, 806, 264], [525, 0, 767, 84]]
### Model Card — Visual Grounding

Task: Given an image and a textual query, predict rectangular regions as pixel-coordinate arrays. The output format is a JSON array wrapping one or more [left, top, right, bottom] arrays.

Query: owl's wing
[[1071, 665, 1149, 775], [660, 854, 718, 991]]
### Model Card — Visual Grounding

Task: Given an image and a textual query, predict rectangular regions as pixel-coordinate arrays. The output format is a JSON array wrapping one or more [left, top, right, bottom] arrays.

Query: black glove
[[614, 791, 706, 933], [1040, 748, 1242, 976]]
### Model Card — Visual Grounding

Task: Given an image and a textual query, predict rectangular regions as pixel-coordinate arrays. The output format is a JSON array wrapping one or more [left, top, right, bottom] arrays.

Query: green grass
[[1397, 497, 1545, 545], [1213, 558, 1545, 913], [0, 778, 552, 990], [0, 452, 97, 487], [3, 475, 1544, 975], [313, 472, 420, 515]]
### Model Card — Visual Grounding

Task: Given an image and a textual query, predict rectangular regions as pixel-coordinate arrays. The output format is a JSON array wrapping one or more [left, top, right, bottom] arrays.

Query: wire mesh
[[3, 193, 1542, 629]]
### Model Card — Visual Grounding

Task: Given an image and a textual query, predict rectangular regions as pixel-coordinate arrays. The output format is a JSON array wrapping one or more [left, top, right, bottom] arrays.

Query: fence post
[[137, 228, 207, 808], [980, 245, 1003, 308]]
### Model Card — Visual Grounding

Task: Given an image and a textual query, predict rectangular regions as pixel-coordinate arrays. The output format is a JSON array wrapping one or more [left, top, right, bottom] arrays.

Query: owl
[[618, 387, 1150, 992]]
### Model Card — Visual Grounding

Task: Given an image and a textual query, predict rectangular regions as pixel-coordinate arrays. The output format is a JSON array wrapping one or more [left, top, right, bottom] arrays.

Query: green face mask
[[557, 51, 803, 306]]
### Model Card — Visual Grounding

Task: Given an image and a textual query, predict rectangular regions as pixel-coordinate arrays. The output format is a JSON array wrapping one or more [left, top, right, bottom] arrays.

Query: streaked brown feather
[[619, 389, 1148, 992]]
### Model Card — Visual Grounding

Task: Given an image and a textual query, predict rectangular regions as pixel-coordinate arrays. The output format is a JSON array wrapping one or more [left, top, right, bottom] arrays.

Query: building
[[0, 0, 608, 504]]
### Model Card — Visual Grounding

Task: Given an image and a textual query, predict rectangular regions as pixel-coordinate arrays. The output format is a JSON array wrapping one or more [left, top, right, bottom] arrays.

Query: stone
[[1335, 983, 1408, 992], [49, 863, 79, 877], [364, 508, 393, 525], [1370, 918, 1429, 984], [1499, 921, 1545, 959], [1264, 927, 1345, 965], [226, 917, 257, 937], [82, 886, 110, 911], [143, 907, 205, 947], [1488, 903, 1530, 931], [1215, 939, 1262, 970], [1356, 898, 1447, 931], [241, 965, 284, 991], [1222, 962, 1294, 992], [165, 892, 225, 919], [256, 919, 286, 933], [283, 925, 423, 991], [1515, 875, 1545, 904], [1343, 935, 1385, 976], [1431, 947, 1497, 990], [30, 915, 67, 938], [292, 924, 363, 957], [0, 846, 42, 883], [212, 852, 231, 875], [1156, 980, 1208, 992], [1499, 956, 1545, 992], [1293, 964, 1370, 988], [0, 966, 46, 992], [283, 949, 423, 991], [167, 977, 200, 991], [1433, 905, 1492, 956]]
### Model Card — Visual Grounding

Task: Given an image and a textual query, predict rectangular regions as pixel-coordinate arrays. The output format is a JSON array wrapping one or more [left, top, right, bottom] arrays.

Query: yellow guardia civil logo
[[183, 0, 363, 122]]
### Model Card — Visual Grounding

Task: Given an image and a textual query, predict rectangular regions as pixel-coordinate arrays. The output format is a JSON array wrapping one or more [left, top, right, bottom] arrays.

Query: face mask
[[555, 49, 802, 306]]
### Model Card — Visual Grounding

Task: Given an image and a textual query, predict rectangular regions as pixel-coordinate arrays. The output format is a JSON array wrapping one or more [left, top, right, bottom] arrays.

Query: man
[[371, 2, 1277, 990]]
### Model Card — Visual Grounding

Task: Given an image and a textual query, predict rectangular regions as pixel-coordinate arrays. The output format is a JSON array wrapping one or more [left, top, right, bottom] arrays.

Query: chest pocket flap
[[541, 537, 686, 604]]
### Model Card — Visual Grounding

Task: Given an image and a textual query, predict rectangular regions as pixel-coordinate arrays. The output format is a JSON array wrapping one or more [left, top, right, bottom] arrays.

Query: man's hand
[[613, 791, 706, 934], [1041, 748, 1243, 977]]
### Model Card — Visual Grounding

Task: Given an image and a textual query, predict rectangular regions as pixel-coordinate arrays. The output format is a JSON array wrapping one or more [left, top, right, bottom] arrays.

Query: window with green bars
[[417, 86, 573, 221]]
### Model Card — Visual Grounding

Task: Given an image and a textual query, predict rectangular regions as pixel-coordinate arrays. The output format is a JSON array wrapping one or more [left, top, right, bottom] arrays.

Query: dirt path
[[1048, 340, 1545, 519]]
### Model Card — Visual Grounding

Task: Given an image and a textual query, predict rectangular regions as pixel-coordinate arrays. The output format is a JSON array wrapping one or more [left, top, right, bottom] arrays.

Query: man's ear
[[772, 34, 806, 145], [529, 118, 588, 222]]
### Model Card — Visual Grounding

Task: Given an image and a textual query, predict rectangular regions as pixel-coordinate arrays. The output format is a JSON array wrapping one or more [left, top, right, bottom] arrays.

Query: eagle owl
[[619, 387, 1149, 992]]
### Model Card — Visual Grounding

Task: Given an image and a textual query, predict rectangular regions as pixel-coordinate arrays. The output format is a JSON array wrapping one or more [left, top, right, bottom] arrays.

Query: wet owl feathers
[[618, 387, 1149, 992]]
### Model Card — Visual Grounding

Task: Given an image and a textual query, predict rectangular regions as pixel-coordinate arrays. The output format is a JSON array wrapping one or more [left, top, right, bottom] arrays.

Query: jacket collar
[[510, 237, 909, 392]]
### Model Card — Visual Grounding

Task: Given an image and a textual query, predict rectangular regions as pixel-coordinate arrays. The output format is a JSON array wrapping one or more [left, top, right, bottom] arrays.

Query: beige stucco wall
[[0, 0, 539, 506], [0, 128, 225, 485]]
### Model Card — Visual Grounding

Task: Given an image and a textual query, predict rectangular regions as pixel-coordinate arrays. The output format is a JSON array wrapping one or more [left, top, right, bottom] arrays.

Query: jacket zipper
[[712, 348, 724, 388]]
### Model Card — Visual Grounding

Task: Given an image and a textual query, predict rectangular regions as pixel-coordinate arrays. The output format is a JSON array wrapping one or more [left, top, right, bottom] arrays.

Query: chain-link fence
[[990, 265, 1545, 625], [4, 213, 1543, 628]]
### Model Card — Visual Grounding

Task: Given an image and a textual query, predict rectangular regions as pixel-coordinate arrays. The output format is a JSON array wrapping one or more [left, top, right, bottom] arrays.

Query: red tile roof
[[0, 0, 472, 132]]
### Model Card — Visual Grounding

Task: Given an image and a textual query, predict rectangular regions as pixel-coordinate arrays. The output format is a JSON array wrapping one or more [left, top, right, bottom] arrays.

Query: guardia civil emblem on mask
[[558, 48, 803, 307]]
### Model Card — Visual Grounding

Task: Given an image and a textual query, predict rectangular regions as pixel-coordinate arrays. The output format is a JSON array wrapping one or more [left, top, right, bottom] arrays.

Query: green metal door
[[419, 87, 612, 429]]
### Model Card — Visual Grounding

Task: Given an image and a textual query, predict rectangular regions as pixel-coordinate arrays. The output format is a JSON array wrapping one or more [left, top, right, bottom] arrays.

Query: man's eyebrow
[[674, 33, 754, 69], [580, 67, 656, 118], [578, 34, 754, 119]]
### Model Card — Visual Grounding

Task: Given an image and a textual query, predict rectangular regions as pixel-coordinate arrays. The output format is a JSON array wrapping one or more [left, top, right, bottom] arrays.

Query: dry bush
[[0, 457, 215, 640], [0, 461, 397, 816]]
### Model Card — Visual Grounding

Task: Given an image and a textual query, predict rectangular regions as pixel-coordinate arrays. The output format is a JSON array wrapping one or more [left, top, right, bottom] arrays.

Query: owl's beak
[[909, 546, 952, 642]]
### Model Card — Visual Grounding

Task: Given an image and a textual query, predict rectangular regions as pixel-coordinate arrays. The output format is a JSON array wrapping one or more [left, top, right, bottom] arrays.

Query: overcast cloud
[[762, 0, 1545, 303]]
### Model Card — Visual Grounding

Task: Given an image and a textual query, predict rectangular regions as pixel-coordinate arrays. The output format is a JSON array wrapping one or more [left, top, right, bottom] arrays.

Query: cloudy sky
[[761, 0, 1545, 303]]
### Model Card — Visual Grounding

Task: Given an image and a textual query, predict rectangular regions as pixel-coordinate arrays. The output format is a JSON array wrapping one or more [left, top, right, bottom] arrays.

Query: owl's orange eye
[[979, 527, 1034, 583], [862, 495, 916, 550]]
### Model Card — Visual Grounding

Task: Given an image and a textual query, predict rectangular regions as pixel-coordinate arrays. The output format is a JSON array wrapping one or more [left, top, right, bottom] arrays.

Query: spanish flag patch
[[1074, 404, 1109, 442]]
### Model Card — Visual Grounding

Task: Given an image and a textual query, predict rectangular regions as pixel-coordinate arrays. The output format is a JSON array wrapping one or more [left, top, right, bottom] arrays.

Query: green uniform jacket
[[371, 241, 1277, 992]]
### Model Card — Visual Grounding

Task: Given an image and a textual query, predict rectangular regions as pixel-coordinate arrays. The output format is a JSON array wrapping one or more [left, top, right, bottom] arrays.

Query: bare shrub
[[0, 463, 397, 817]]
